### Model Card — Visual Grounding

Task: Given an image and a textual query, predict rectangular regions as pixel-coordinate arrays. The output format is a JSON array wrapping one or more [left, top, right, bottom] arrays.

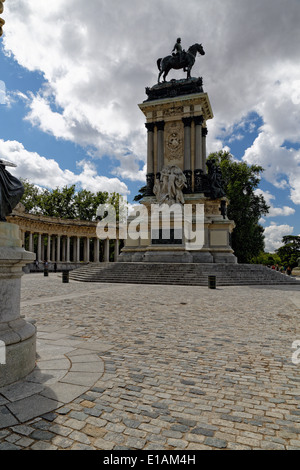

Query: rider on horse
[[172, 38, 187, 70]]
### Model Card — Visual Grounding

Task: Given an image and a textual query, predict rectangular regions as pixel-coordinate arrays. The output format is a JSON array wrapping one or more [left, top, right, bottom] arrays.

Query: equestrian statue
[[157, 39, 205, 83]]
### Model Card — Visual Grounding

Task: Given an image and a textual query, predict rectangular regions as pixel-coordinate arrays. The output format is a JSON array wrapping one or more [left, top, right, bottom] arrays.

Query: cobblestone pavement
[[0, 273, 300, 450]]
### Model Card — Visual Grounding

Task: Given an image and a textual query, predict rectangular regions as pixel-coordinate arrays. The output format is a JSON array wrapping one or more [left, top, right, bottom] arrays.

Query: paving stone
[[6, 395, 59, 423], [0, 406, 18, 429], [204, 437, 227, 449]]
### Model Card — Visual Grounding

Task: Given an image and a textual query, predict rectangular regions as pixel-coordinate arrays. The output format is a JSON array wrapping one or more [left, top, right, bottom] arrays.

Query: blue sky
[[0, 0, 300, 252]]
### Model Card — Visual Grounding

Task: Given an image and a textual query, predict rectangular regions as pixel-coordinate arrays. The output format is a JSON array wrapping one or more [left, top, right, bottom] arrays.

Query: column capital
[[194, 115, 204, 126], [145, 122, 155, 132], [202, 127, 208, 137], [156, 121, 165, 131], [182, 117, 193, 127]]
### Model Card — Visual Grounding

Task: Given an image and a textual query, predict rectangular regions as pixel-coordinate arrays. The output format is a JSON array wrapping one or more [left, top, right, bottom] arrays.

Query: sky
[[0, 0, 299, 253]]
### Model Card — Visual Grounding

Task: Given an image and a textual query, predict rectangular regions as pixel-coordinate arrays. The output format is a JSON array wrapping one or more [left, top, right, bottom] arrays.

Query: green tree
[[20, 179, 43, 214], [276, 235, 300, 268], [207, 150, 269, 263], [19, 180, 122, 222]]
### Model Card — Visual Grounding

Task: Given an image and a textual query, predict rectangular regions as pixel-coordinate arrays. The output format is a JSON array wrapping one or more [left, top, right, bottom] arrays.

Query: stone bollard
[[0, 223, 36, 387], [208, 275, 216, 289], [62, 270, 69, 283]]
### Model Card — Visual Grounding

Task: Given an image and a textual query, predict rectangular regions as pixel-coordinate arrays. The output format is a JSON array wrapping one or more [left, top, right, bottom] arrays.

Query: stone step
[[69, 262, 300, 286]]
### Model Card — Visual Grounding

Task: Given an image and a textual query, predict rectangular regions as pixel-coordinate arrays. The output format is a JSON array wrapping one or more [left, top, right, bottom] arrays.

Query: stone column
[[145, 123, 155, 196], [182, 117, 193, 193], [194, 116, 204, 170], [202, 127, 208, 174], [66, 236, 70, 263], [47, 234, 51, 262], [37, 233, 42, 262], [94, 237, 99, 263], [156, 121, 165, 174], [84, 237, 90, 262], [28, 232, 34, 253], [104, 238, 110, 262], [62, 237, 66, 262], [51, 236, 56, 263], [41, 235, 45, 261], [76, 237, 81, 263], [194, 116, 204, 193], [56, 235, 61, 263], [72, 238, 77, 262], [114, 239, 119, 262]]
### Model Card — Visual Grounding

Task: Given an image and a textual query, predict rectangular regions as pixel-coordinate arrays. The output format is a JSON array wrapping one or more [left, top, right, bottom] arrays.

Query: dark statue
[[0, 159, 24, 221], [157, 41, 205, 83], [206, 159, 226, 200]]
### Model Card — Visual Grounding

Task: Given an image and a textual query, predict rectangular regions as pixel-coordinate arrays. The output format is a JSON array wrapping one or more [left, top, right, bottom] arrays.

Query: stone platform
[[69, 262, 300, 286]]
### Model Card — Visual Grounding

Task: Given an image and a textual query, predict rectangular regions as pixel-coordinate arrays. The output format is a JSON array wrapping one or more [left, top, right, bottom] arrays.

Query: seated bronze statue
[[0, 159, 24, 221]]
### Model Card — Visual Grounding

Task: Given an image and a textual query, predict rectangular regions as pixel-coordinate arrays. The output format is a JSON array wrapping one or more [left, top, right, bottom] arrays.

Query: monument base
[[0, 223, 36, 387], [119, 195, 237, 264]]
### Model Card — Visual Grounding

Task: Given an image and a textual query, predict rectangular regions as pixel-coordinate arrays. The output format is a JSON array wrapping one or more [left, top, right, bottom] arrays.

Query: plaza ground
[[0, 273, 300, 450]]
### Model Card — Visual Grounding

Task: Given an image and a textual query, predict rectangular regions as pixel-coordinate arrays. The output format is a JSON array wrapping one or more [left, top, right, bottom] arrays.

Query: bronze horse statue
[[157, 43, 205, 83]]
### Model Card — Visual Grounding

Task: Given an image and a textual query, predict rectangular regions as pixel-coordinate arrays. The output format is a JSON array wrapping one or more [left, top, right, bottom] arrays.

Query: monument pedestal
[[0, 223, 36, 387], [119, 78, 237, 265]]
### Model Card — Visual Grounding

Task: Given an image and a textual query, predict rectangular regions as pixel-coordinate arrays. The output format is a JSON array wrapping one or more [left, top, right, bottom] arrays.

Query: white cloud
[[264, 222, 294, 253], [0, 139, 129, 195], [255, 189, 295, 218], [1, 0, 300, 200]]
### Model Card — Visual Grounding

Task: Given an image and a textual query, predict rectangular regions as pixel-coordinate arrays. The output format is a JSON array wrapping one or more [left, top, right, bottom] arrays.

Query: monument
[[119, 40, 237, 263], [0, 159, 36, 387]]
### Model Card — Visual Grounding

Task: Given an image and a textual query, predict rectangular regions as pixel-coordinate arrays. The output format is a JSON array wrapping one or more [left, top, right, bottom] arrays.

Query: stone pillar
[[156, 121, 165, 173], [182, 117, 193, 193], [104, 238, 110, 262], [145, 123, 155, 196], [41, 235, 45, 262], [37, 233, 42, 263], [72, 237, 77, 262], [114, 239, 119, 262], [84, 237, 90, 262], [51, 236, 56, 263], [66, 236, 70, 263], [56, 235, 61, 263], [76, 237, 81, 263], [62, 237, 66, 262], [0, 223, 36, 387], [94, 237, 99, 263], [47, 234, 51, 262], [194, 116, 204, 193], [194, 116, 204, 170], [28, 232, 34, 253], [202, 127, 208, 174]]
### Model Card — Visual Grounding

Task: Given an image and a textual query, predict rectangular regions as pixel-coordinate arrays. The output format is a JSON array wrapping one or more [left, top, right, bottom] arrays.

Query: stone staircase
[[69, 262, 300, 286]]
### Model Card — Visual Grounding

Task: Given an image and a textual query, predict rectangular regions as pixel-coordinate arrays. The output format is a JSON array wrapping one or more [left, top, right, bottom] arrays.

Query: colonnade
[[7, 209, 121, 268], [22, 232, 120, 264]]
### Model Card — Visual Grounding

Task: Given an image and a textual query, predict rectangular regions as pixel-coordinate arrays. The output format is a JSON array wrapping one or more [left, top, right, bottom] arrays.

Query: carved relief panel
[[164, 121, 184, 168]]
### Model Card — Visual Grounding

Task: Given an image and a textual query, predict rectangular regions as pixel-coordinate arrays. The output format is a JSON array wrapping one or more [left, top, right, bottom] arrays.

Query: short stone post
[[0, 223, 36, 387]]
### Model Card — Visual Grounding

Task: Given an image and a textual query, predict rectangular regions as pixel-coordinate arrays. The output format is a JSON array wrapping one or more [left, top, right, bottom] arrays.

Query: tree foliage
[[19, 180, 123, 222], [276, 235, 300, 268], [207, 151, 269, 263]]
